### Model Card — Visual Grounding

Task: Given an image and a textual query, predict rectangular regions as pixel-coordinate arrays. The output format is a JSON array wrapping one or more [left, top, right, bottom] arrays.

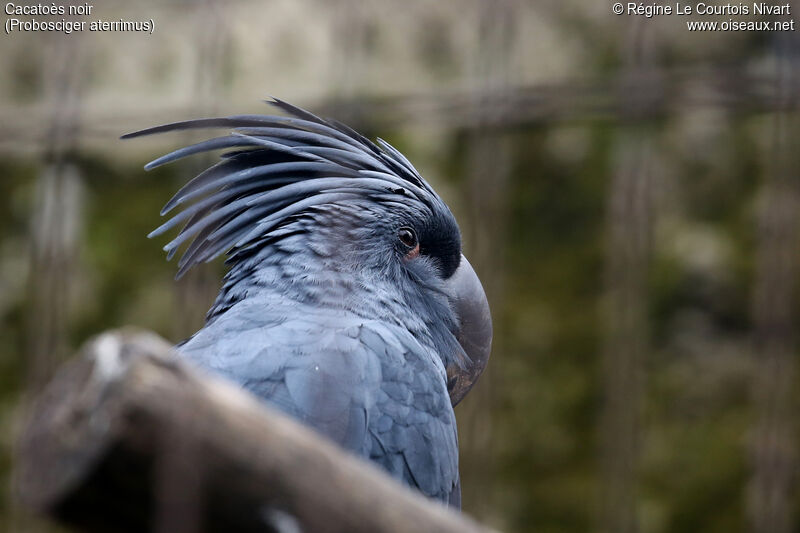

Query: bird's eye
[[398, 227, 418, 248]]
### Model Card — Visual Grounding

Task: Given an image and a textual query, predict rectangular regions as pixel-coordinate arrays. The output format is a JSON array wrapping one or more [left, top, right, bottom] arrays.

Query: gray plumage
[[125, 99, 492, 507]]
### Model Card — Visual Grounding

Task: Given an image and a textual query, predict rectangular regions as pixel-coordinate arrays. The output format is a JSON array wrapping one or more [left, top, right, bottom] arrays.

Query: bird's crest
[[123, 98, 442, 278]]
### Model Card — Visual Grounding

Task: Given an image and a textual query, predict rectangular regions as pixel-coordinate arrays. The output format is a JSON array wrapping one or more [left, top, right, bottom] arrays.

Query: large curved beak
[[444, 254, 493, 406]]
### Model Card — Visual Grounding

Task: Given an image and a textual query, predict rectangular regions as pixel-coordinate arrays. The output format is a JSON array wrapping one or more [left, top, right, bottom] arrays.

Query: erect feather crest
[[123, 98, 442, 279]]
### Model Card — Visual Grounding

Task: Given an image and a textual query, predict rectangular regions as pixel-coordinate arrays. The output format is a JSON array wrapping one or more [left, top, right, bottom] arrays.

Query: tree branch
[[15, 329, 492, 533]]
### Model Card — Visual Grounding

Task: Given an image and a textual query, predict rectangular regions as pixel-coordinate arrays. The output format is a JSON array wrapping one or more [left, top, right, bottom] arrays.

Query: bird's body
[[126, 100, 491, 507], [179, 212, 461, 504]]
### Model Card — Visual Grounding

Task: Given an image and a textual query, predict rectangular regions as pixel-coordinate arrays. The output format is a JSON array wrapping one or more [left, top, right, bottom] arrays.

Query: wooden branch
[[15, 329, 492, 533]]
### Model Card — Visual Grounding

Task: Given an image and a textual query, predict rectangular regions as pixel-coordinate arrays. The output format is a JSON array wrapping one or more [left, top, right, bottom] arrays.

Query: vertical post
[[598, 18, 656, 533], [25, 34, 87, 392], [17, 30, 87, 533], [747, 32, 799, 533]]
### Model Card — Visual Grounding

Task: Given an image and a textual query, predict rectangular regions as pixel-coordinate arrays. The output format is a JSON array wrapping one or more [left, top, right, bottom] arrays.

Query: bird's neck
[[206, 249, 463, 371]]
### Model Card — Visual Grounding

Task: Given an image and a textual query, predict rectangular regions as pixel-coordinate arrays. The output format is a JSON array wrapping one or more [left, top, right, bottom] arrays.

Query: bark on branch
[[15, 329, 491, 533]]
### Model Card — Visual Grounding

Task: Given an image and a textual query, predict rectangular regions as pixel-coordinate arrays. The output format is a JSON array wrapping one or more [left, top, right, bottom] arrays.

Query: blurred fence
[[1, 1, 799, 532]]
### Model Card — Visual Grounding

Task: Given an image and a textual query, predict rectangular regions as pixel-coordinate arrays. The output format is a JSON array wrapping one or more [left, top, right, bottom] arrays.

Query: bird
[[123, 99, 492, 507]]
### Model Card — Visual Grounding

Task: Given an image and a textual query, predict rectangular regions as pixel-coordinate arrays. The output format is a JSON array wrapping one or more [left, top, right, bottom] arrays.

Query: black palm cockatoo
[[124, 99, 492, 507]]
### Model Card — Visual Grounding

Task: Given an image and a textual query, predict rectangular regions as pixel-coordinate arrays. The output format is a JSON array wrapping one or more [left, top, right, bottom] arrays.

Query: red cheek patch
[[405, 244, 420, 260]]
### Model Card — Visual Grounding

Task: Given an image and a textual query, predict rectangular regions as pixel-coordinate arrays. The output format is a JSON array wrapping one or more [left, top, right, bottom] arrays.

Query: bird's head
[[123, 99, 492, 406]]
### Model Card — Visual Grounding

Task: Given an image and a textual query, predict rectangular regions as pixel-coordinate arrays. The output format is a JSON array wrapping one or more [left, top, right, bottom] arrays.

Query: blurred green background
[[1, 1, 799, 532]]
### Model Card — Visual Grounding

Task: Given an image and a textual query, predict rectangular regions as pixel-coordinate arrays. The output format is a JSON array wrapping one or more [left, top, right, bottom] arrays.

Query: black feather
[[123, 98, 446, 279]]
